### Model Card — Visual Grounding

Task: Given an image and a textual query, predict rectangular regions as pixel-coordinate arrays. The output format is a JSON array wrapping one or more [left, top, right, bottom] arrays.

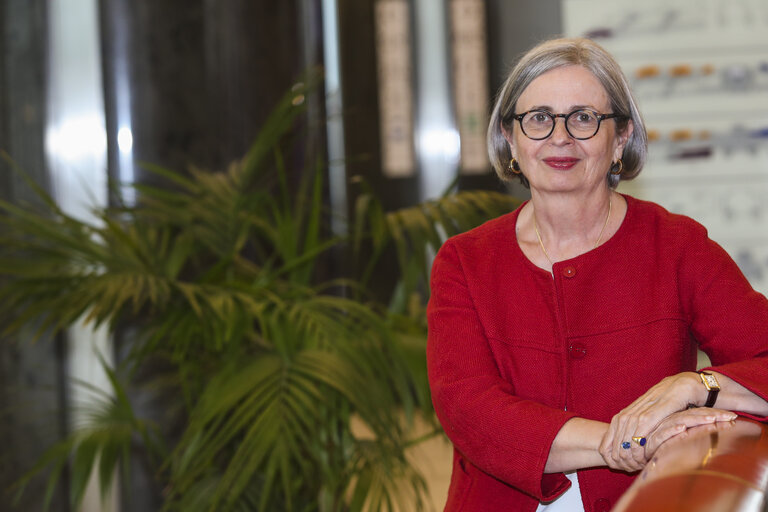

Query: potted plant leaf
[[0, 81, 519, 511]]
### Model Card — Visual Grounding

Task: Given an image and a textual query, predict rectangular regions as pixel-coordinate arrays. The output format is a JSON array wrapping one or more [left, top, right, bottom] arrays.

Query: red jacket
[[427, 195, 768, 512]]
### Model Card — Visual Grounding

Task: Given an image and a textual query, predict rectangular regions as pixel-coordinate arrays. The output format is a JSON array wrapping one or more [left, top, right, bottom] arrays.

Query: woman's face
[[505, 65, 632, 195]]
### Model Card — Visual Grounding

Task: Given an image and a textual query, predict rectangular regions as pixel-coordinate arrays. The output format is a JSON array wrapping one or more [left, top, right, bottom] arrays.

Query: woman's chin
[[529, 175, 584, 193]]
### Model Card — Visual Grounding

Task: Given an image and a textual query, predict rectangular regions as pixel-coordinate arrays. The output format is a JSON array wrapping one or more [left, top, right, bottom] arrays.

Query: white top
[[536, 472, 585, 512]]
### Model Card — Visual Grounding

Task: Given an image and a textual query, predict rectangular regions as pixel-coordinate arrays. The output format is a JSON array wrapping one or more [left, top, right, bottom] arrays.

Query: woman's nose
[[549, 117, 573, 143]]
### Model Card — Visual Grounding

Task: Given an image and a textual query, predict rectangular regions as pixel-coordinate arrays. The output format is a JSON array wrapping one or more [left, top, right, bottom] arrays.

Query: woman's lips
[[543, 157, 580, 170]]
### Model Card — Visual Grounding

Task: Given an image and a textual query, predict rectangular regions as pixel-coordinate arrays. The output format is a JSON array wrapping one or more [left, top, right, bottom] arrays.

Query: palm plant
[[0, 81, 520, 511]]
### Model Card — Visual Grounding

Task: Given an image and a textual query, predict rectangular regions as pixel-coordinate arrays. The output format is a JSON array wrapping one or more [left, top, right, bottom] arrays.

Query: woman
[[426, 37, 768, 512]]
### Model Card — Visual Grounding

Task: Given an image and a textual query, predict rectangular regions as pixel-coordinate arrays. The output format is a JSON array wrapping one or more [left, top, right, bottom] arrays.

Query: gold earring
[[610, 159, 624, 176], [508, 158, 522, 175]]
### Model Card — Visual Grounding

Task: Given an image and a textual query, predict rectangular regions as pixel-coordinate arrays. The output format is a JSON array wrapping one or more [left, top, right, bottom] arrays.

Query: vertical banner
[[374, 0, 415, 177], [450, 0, 490, 174]]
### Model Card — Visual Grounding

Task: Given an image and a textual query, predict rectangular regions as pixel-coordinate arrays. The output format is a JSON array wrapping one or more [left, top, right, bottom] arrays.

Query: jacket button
[[594, 498, 610, 512], [562, 265, 576, 278], [569, 343, 587, 359]]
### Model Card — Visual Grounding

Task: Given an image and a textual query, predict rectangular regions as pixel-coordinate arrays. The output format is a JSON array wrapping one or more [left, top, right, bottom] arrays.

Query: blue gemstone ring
[[621, 441, 631, 450], [632, 436, 647, 447]]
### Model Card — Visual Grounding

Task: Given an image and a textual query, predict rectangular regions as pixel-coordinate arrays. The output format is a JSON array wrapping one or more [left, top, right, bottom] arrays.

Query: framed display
[[449, 0, 490, 174], [564, 0, 768, 294], [374, 0, 416, 177]]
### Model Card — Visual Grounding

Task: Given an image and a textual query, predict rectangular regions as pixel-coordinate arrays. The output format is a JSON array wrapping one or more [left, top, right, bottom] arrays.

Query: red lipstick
[[543, 157, 579, 170]]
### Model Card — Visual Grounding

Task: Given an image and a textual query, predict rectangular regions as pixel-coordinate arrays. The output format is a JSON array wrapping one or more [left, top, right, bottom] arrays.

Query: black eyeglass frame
[[511, 109, 624, 140]]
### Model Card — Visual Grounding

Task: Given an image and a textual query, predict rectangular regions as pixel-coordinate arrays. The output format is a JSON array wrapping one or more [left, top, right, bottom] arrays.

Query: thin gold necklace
[[533, 195, 612, 265]]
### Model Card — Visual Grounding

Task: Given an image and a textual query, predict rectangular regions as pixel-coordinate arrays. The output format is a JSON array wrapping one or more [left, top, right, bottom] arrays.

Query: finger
[[644, 422, 688, 455], [615, 374, 702, 439], [615, 404, 710, 467], [600, 441, 644, 472], [613, 405, 653, 466], [628, 434, 650, 465], [622, 404, 731, 459], [667, 408, 736, 428], [628, 400, 678, 440], [644, 409, 736, 457], [602, 416, 646, 472], [607, 414, 629, 463], [600, 416, 628, 468]]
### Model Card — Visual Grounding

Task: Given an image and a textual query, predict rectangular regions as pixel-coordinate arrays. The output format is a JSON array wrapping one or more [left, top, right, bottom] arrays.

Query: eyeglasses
[[512, 109, 623, 140]]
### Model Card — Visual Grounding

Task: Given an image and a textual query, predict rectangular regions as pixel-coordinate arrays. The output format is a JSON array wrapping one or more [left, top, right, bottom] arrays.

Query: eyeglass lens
[[521, 110, 600, 139]]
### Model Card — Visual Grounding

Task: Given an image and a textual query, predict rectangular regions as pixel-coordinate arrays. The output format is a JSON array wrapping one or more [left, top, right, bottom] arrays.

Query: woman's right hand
[[599, 407, 737, 472]]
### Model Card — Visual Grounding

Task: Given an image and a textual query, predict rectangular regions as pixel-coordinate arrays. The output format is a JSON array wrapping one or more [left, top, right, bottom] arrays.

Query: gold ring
[[632, 436, 647, 447]]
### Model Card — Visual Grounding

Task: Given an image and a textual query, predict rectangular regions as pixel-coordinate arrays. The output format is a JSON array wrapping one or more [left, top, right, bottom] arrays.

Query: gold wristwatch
[[699, 371, 720, 408]]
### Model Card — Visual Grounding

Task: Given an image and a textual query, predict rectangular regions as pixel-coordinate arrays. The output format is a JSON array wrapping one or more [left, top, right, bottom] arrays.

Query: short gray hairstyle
[[487, 38, 647, 188]]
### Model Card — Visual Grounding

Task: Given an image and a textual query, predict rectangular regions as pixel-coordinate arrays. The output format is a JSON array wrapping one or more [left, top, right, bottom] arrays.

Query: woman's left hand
[[640, 407, 737, 461], [599, 372, 713, 469]]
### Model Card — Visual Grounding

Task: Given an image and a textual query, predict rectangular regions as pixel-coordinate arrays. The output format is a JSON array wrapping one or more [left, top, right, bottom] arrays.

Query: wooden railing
[[613, 418, 768, 511]]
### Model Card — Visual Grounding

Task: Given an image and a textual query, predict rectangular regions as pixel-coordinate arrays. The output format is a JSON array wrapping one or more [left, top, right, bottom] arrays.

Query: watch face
[[702, 374, 719, 389]]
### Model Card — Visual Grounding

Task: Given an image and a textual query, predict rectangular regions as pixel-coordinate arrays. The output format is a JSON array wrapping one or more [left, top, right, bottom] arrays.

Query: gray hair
[[487, 37, 647, 188]]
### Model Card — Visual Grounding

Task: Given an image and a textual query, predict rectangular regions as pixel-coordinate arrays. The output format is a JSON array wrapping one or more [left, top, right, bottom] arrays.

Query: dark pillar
[[98, 1, 325, 510], [100, 0, 321, 185], [336, 0, 421, 212], [0, 1, 70, 511]]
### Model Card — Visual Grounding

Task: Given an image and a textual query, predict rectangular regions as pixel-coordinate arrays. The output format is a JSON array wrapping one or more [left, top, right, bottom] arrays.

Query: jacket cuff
[[513, 406, 579, 501], [540, 472, 573, 502], [701, 362, 768, 422]]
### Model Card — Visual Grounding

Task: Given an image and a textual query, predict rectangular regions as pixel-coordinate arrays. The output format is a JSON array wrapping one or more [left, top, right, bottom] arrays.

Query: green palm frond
[[166, 346, 412, 512], [346, 438, 430, 512], [352, 183, 521, 314], [383, 189, 520, 260], [12, 356, 163, 511], [1, 73, 520, 511]]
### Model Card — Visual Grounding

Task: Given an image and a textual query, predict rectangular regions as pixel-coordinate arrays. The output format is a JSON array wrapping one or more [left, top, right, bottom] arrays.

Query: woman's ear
[[501, 121, 516, 156], [614, 119, 634, 161]]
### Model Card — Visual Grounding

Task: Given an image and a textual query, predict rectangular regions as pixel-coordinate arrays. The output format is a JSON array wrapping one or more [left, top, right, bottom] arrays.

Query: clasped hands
[[598, 372, 737, 472]]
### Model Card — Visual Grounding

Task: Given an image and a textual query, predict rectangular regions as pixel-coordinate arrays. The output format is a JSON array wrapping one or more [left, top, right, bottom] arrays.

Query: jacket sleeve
[[427, 239, 578, 501], [680, 222, 768, 421]]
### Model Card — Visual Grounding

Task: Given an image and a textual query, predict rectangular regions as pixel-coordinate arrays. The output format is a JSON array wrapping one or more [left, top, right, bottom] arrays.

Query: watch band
[[699, 371, 720, 408]]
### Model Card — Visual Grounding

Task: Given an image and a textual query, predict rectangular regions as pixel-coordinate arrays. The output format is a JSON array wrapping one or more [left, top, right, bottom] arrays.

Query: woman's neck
[[521, 188, 621, 265]]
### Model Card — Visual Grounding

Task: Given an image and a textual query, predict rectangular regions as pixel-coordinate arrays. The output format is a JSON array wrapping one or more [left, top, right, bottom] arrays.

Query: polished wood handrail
[[613, 418, 768, 511]]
